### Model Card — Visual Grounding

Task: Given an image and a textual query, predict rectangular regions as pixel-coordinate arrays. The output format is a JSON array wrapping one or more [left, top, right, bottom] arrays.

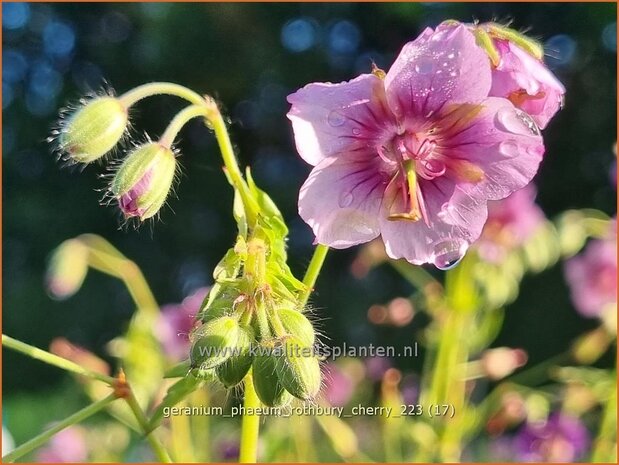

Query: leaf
[[147, 376, 203, 432], [213, 248, 241, 281], [164, 359, 192, 378]]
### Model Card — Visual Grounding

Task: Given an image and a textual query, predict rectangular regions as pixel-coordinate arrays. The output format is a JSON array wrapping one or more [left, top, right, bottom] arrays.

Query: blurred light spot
[[255, 147, 303, 186], [281, 18, 317, 53], [140, 3, 172, 20], [3, 49, 28, 83], [544, 34, 576, 68], [25, 89, 56, 117], [43, 21, 76, 58], [27, 4, 53, 35], [177, 259, 209, 297], [71, 61, 104, 91], [602, 22, 617, 52], [29, 59, 62, 98], [3, 3, 31, 30], [101, 12, 132, 43], [328, 20, 361, 54], [3, 83, 14, 109]]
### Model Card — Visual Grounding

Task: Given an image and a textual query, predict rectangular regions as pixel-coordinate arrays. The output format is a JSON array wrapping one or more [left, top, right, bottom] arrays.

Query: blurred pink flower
[[156, 287, 209, 360], [288, 24, 544, 269], [488, 37, 565, 129], [323, 363, 355, 407], [476, 184, 545, 262], [364, 356, 392, 381], [37, 426, 88, 463], [564, 227, 617, 318]]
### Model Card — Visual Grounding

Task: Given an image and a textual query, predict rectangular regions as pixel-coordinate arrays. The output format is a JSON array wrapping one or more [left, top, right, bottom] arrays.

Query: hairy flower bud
[[110, 142, 177, 220], [216, 325, 254, 387], [252, 344, 292, 407], [276, 336, 321, 401], [58, 96, 128, 163], [278, 308, 315, 347], [46, 239, 89, 299], [190, 316, 240, 370]]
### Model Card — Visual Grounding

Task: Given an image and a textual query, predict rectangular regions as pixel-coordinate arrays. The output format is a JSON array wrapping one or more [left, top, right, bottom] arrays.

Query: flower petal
[[287, 74, 394, 166], [380, 179, 488, 265], [298, 154, 386, 248], [440, 97, 545, 201], [384, 24, 491, 121]]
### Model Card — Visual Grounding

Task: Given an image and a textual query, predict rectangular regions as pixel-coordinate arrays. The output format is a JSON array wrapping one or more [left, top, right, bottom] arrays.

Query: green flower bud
[[278, 308, 315, 347], [190, 316, 240, 370], [216, 325, 254, 388], [252, 345, 292, 407], [46, 239, 89, 299], [110, 142, 177, 221], [58, 96, 128, 163], [275, 336, 321, 401]]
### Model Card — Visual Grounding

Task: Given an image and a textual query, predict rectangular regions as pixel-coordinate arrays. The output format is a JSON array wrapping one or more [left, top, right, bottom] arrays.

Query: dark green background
[[3, 2, 617, 398]]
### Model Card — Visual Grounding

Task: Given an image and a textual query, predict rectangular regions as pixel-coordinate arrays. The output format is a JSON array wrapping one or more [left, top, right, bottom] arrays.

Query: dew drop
[[559, 94, 566, 110], [352, 127, 361, 136], [498, 140, 520, 158], [424, 159, 446, 177], [431, 239, 468, 270], [497, 108, 541, 137], [414, 59, 434, 74], [339, 191, 354, 208], [327, 110, 346, 127]]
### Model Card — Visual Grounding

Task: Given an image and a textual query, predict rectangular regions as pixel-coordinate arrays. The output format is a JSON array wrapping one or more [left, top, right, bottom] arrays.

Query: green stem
[[119, 82, 206, 108], [591, 374, 617, 462], [159, 105, 209, 149], [239, 373, 261, 463], [2, 394, 116, 463], [125, 390, 173, 463], [299, 244, 329, 307], [2, 334, 116, 385], [390, 259, 440, 291]]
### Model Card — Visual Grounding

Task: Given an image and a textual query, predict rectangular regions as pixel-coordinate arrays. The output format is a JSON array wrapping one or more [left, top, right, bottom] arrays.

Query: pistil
[[388, 159, 422, 222]]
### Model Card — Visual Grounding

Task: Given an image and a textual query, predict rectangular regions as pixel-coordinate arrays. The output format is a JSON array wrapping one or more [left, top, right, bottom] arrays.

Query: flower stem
[[2, 394, 116, 463], [299, 244, 329, 307], [591, 374, 617, 462], [124, 390, 173, 463], [119, 82, 206, 108], [159, 104, 209, 149], [239, 372, 261, 463], [2, 334, 116, 385]]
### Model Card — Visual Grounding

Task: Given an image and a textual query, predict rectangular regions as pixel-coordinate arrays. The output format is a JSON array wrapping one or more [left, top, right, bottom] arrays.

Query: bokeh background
[[3, 1, 616, 451]]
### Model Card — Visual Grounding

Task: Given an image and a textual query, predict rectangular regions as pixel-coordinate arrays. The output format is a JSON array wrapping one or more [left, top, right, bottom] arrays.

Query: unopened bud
[[216, 325, 254, 388], [252, 346, 292, 407], [111, 142, 177, 220], [278, 308, 315, 347], [58, 96, 128, 163], [480, 347, 528, 380], [276, 336, 321, 401], [46, 239, 89, 299], [190, 316, 239, 370]]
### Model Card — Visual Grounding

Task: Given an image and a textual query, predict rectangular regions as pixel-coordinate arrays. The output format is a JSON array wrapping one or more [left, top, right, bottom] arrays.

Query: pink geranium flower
[[288, 24, 545, 268], [564, 225, 617, 318], [487, 35, 565, 130]]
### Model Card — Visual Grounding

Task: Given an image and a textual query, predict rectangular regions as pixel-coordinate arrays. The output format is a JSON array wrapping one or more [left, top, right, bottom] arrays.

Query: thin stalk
[[2, 334, 116, 385], [124, 390, 173, 463], [591, 375, 617, 462], [159, 105, 209, 148], [239, 373, 261, 463], [2, 394, 116, 463], [299, 244, 329, 307], [119, 82, 205, 108]]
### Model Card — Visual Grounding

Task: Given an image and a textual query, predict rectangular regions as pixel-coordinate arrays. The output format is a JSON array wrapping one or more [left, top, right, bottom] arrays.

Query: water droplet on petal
[[499, 140, 520, 158], [414, 59, 434, 74], [431, 239, 468, 270], [497, 108, 541, 137], [352, 127, 361, 136], [424, 159, 446, 177], [559, 94, 566, 110], [339, 191, 354, 208], [327, 110, 346, 127], [449, 70, 459, 77]]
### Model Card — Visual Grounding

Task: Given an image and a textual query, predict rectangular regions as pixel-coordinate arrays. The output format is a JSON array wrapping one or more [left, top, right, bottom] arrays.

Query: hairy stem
[[2, 394, 116, 463], [119, 82, 206, 108], [2, 334, 116, 385], [300, 244, 329, 307], [591, 374, 617, 462], [239, 372, 261, 463]]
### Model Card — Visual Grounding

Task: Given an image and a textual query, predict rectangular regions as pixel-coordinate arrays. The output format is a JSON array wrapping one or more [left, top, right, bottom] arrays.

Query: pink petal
[[298, 154, 386, 248], [441, 97, 545, 201], [384, 24, 491, 122], [380, 181, 488, 266], [287, 74, 394, 166]]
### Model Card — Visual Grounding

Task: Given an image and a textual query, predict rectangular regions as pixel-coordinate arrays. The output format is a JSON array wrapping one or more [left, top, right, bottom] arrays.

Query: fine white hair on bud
[[50, 93, 129, 165]]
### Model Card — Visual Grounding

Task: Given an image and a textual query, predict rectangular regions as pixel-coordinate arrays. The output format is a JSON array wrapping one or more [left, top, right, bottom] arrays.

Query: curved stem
[[299, 244, 329, 307], [159, 105, 209, 149], [119, 82, 206, 108], [239, 373, 261, 463], [2, 394, 116, 463], [2, 334, 116, 385], [125, 390, 173, 463]]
